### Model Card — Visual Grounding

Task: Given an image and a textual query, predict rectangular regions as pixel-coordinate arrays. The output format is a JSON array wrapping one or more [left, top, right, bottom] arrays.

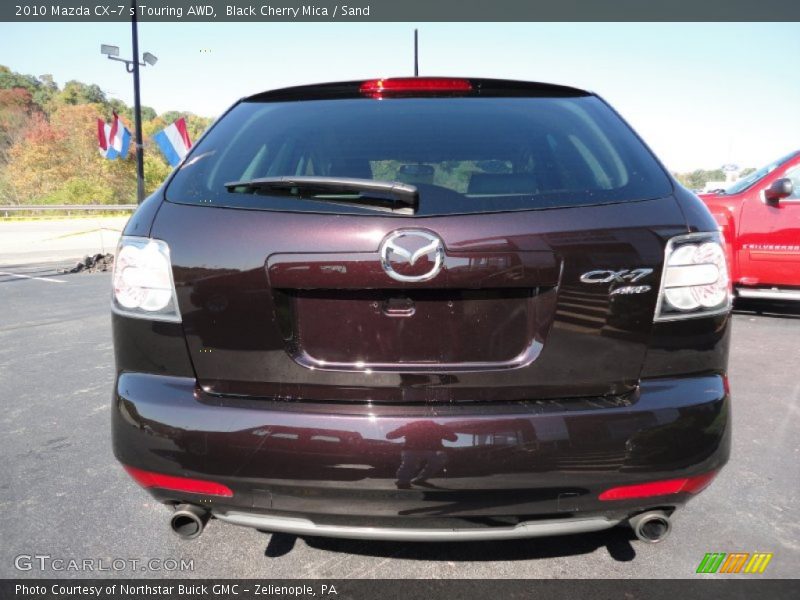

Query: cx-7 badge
[[580, 268, 653, 284]]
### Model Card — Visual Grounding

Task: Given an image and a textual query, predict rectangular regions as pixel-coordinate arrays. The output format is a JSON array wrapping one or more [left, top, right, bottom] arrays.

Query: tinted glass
[[166, 96, 672, 216], [725, 151, 798, 195], [785, 165, 800, 200]]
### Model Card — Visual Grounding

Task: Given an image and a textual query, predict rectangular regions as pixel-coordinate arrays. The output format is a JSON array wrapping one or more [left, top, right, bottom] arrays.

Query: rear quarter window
[[166, 95, 672, 216]]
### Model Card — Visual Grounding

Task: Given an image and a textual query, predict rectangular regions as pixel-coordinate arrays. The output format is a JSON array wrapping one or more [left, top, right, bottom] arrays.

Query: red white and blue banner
[[97, 111, 131, 160], [153, 117, 192, 167]]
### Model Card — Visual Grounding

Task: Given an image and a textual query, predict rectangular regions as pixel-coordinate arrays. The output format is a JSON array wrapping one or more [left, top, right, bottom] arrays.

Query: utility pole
[[130, 0, 145, 204], [101, 0, 158, 204]]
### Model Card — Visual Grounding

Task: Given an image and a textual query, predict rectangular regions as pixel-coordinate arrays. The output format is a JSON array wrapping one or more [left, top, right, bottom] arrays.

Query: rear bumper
[[113, 373, 730, 534], [214, 511, 621, 541]]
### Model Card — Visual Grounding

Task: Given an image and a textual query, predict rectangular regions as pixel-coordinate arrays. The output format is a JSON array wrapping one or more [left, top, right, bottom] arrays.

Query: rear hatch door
[[155, 81, 683, 403]]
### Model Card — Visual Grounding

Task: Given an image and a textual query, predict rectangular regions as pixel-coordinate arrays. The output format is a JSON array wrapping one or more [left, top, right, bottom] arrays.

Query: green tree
[[739, 167, 756, 178], [107, 99, 133, 123], [0, 171, 13, 205], [39, 176, 116, 205], [57, 80, 106, 105], [144, 151, 172, 195], [185, 114, 212, 143], [140, 105, 157, 121], [33, 74, 58, 108], [0, 65, 41, 94], [674, 169, 726, 190]]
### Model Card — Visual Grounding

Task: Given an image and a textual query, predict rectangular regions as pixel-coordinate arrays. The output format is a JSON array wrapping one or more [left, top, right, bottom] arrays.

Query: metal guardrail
[[2, 204, 138, 212], [1, 205, 138, 217]]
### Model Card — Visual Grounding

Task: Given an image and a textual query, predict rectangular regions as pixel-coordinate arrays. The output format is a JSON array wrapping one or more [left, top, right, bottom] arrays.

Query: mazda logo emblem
[[379, 230, 444, 282]]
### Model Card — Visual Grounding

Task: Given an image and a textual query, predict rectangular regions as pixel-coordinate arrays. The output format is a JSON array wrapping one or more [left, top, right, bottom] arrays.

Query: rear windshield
[[166, 96, 672, 216]]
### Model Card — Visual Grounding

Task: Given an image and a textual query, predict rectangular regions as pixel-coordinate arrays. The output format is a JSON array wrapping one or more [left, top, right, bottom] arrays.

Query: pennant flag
[[97, 112, 131, 160], [97, 118, 116, 159], [153, 117, 192, 167], [111, 112, 132, 159]]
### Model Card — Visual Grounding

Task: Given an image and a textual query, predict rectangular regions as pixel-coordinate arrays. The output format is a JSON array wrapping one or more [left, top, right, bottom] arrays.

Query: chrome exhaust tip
[[170, 504, 209, 540], [628, 510, 672, 543]]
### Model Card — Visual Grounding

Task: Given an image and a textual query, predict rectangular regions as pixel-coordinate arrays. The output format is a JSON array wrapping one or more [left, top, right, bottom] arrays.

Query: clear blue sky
[[1, 22, 798, 172]]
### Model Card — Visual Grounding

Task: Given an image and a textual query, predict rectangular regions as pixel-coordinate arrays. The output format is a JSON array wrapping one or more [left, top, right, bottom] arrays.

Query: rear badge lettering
[[610, 285, 652, 296], [580, 268, 653, 284]]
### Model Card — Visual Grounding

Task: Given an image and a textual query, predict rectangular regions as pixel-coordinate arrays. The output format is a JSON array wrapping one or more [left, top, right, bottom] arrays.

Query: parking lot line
[[0, 270, 67, 283]]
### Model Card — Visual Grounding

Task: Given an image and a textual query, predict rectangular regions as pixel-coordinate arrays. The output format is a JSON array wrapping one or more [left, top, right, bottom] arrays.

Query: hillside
[[0, 65, 212, 206]]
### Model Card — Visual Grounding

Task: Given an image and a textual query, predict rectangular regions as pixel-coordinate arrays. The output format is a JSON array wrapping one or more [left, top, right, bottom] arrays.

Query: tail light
[[599, 471, 717, 501], [359, 78, 472, 98], [654, 232, 731, 321], [123, 465, 234, 498], [112, 236, 181, 322]]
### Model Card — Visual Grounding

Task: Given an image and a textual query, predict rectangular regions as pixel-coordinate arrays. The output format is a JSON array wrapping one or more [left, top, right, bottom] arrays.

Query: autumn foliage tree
[[0, 88, 33, 146], [0, 65, 212, 206]]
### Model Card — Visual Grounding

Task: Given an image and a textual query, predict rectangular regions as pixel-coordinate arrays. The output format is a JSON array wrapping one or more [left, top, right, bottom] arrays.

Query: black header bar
[[4, 0, 800, 22]]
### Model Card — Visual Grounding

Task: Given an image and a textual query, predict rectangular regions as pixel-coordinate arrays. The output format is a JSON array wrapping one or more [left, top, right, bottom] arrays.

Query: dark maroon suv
[[112, 78, 731, 544]]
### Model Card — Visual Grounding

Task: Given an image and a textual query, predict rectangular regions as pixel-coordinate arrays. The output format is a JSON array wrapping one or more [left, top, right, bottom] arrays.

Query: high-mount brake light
[[359, 78, 473, 97]]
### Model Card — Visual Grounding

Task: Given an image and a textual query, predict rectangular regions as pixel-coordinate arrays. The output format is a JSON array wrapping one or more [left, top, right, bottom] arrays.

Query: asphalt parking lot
[[1, 265, 798, 579]]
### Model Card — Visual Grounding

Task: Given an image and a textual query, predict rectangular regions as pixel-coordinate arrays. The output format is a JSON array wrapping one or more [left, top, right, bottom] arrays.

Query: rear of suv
[[112, 78, 731, 544]]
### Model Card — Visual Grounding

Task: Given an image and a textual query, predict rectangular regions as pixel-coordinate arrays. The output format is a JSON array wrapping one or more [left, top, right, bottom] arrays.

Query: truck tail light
[[654, 232, 731, 321], [112, 236, 181, 322]]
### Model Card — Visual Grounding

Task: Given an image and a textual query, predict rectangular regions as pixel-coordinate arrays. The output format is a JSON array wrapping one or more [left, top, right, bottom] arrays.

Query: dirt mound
[[60, 253, 114, 274]]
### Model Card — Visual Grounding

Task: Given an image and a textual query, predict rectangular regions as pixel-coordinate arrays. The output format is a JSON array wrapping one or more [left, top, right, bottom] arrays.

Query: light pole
[[100, 1, 157, 204], [414, 29, 419, 76]]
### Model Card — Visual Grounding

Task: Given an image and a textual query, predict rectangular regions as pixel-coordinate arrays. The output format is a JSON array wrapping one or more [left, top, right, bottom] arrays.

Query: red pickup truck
[[699, 150, 800, 301]]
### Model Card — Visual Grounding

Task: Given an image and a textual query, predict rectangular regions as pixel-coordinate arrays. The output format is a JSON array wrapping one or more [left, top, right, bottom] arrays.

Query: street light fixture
[[102, 44, 157, 73], [100, 1, 156, 204], [100, 44, 119, 58]]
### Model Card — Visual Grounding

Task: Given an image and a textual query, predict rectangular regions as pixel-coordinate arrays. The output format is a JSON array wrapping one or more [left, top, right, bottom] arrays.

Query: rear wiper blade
[[224, 176, 419, 214]]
